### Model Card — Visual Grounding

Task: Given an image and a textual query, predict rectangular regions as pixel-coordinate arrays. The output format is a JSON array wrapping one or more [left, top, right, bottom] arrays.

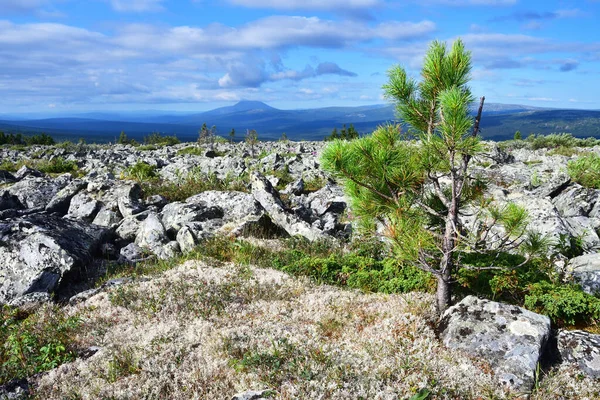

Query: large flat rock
[[439, 296, 551, 393]]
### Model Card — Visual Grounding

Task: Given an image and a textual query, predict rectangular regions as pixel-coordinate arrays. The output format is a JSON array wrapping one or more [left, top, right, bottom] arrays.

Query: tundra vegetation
[[2, 40, 600, 399]]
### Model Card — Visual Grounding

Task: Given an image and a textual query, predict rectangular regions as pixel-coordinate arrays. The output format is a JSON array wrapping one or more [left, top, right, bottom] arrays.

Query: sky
[[1, 0, 599, 115]]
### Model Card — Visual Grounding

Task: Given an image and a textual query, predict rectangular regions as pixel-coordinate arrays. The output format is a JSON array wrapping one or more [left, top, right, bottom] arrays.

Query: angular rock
[[115, 211, 150, 241], [512, 196, 569, 245], [117, 183, 144, 217], [135, 212, 168, 249], [566, 253, 600, 295], [45, 180, 87, 214], [14, 165, 43, 180], [67, 192, 100, 221], [92, 208, 122, 229], [281, 178, 304, 196], [8, 176, 71, 209], [306, 183, 346, 216], [176, 225, 197, 253], [0, 190, 23, 212], [0, 213, 108, 304], [154, 241, 180, 260], [552, 184, 598, 217], [439, 295, 551, 392], [186, 191, 263, 223], [0, 170, 16, 184], [119, 242, 148, 264], [251, 172, 327, 242], [557, 329, 600, 378], [563, 216, 600, 253], [161, 201, 223, 234]]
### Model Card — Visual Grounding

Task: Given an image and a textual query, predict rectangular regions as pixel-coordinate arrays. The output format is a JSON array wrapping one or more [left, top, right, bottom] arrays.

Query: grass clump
[[567, 153, 600, 188], [225, 336, 331, 388], [0, 157, 78, 174], [0, 305, 81, 384], [177, 146, 205, 156], [140, 170, 249, 202]]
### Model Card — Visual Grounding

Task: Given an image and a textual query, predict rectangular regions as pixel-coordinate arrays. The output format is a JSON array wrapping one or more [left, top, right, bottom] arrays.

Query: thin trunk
[[436, 187, 459, 314]]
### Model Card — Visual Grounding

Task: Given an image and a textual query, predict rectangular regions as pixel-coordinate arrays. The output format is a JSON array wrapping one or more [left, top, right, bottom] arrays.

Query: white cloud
[[227, 0, 381, 11], [109, 0, 165, 12]]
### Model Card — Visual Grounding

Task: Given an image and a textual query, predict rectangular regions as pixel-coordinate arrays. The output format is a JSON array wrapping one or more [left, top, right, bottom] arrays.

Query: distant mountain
[[1, 101, 599, 143]]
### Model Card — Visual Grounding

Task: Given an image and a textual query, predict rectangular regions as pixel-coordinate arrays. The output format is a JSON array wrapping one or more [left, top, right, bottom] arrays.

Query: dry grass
[[30, 260, 599, 399]]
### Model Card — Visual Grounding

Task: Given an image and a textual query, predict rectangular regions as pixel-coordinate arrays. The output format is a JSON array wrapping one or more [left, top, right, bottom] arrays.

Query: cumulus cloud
[[221, 62, 357, 88]]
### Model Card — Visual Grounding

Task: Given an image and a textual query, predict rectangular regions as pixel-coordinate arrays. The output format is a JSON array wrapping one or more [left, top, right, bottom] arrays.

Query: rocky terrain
[[1, 139, 600, 398]]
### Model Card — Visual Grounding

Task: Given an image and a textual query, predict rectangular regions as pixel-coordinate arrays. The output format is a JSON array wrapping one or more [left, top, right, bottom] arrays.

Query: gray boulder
[[0, 213, 108, 304], [439, 296, 551, 392], [135, 212, 168, 249], [8, 175, 71, 209], [67, 192, 100, 221], [0, 190, 22, 212], [45, 180, 87, 214], [176, 225, 197, 253], [566, 253, 600, 295], [558, 330, 600, 378], [14, 165, 43, 180], [118, 242, 148, 264], [251, 172, 327, 242], [186, 191, 263, 223], [92, 208, 122, 229], [161, 201, 223, 234], [552, 184, 598, 217], [115, 211, 150, 241], [0, 170, 16, 184], [117, 183, 144, 217]]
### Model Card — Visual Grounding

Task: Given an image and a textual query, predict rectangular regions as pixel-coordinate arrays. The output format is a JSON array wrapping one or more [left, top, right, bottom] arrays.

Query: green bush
[[0, 305, 81, 384], [36, 157, 78, 174], [124, 161, 158, 182], [524, 281, 600, 326], [143, 132, 180, 146], [568, 153, 600, 189]]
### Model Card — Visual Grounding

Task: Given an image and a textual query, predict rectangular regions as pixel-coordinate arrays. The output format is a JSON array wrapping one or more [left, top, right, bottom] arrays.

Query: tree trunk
[[437, 193, 459, 314], [436, 274, 451, 315]]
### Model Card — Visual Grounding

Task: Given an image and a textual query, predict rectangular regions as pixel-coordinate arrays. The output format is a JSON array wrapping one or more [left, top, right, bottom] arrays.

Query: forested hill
[[1, 101, 599, 143]]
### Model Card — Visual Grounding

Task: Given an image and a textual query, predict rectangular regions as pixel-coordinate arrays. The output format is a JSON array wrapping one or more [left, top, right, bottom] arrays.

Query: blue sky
[[1, 0, 599, 114]]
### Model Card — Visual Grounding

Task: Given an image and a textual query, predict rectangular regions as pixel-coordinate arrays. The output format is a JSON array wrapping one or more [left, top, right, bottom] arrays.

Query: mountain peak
[[232, 100, 275, 111]]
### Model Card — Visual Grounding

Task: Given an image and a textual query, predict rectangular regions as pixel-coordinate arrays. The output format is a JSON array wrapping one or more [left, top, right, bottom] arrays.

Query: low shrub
[[123, 161, 158, 181], [567, 153, 600, 189], [195, 236, 436, 294], [524, 281, 600, 327], [177, 146, 205, 156], [0, 305, 81, 384], [36, 157, 78, 174], [143, 132, 180, 146]]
